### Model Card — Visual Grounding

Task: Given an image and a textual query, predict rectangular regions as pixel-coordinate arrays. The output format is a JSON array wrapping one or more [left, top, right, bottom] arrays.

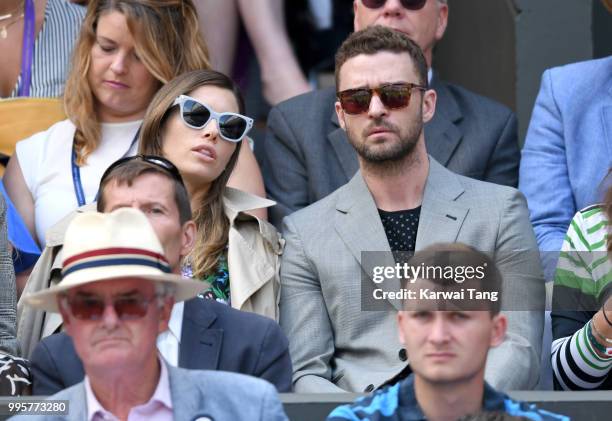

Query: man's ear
[[489, 313, 507, 348], [422, 89, 437, 124], [58, 297, 73, 332], [180, 220, 197, 258], [435, 2, 449, 42], [335, 101, 347, 131], [397, 311, 407, 345]]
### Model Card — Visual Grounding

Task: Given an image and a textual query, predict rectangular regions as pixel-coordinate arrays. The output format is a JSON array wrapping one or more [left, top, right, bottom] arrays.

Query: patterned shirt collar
[[398, 374, 507, 420]]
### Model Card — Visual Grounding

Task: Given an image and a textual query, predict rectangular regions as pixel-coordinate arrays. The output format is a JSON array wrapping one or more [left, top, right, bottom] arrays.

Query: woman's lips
[[104, 80, 130, 89], [192, 144, 217, 161]]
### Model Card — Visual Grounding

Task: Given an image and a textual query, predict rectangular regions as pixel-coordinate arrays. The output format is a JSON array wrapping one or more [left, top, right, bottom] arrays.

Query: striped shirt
[[8, 0, 85, 98], [551, 204, 612, 390]]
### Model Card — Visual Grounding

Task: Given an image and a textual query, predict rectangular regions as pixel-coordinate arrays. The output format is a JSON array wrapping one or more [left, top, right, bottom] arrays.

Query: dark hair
[[404, 243, 502, 315], [334, 25, 428, 89], [97, 159, 192, 225], [138, 69, 245, 279]]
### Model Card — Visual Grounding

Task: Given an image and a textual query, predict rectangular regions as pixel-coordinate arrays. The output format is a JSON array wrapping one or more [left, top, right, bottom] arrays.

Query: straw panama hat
[[25, 207, 206, 312]]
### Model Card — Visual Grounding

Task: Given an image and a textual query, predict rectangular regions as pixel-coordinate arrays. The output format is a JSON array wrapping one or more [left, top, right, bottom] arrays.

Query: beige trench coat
[[17, 188, 283, 358]]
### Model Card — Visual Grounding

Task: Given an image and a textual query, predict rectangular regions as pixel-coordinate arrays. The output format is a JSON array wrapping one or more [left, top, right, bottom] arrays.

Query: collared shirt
[[156, 301, 184, 366], [85, 357, 173, 421], [327, 374, 570, 421]]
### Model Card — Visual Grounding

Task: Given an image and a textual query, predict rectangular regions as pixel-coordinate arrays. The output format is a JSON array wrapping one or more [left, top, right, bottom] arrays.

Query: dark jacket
[[30, 298, 293, 394]]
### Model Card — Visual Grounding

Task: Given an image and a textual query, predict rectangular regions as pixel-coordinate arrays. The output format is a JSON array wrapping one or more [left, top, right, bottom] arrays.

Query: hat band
[[63, 247, 171, 277]]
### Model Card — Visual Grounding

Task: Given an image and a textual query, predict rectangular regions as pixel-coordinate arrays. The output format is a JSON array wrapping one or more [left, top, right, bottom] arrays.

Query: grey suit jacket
[[9, 365, 288, 421], [258, 77, 519, 228], [0, 194, 17, 356], [279, 158, 544, 393]]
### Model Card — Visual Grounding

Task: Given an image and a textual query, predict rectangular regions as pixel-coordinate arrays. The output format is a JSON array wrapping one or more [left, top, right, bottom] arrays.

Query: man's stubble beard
[[346, 108, 424, 175]]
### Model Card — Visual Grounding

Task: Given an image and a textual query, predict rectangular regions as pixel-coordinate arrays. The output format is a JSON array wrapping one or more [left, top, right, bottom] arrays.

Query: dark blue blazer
[[30, 298, 292, 394]]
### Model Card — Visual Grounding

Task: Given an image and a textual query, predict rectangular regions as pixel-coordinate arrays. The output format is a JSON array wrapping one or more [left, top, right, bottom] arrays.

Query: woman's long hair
[[139, 70, 245, 279], [64, 0, 210, 165]]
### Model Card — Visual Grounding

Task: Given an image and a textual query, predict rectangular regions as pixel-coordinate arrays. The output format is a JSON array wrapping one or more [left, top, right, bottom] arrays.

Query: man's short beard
[[347, 116, 423, 165]]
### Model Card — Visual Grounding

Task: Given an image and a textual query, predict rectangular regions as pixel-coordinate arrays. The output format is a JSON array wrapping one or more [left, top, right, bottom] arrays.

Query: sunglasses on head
[[172, 95, 253, 143], [361, 0, 427, 10], [61, 292, 160, 321], [100, 155, 185, 188], [337, 83, 426, 115]]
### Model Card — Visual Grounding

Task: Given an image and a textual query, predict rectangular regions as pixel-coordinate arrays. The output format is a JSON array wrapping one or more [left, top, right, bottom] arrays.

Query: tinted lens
[[400, 0, 427, 10], [67, 294, 150, 321], [361, 0, 427, 10], [113, 295, 150, 320], [361, 0, 387, 8], [339, 89, 373, 114], [379, 85, 411, 109], [218, 114, 248, 141], [182, 99, 211, 128], [67, 295, 106, 320]]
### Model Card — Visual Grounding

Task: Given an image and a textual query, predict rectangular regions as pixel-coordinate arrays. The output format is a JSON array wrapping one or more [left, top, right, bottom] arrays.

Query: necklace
[[0, 1, 25, 21], [0, 13, 24, 39]]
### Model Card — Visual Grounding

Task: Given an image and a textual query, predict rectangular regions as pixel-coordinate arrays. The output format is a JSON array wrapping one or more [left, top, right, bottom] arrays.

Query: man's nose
[[367, 93, 389, 119], [382, 0, 406, 18]]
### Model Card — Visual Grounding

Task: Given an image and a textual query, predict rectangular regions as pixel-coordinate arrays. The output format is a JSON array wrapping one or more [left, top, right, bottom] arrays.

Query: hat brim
[[25, 269, 207, 313]]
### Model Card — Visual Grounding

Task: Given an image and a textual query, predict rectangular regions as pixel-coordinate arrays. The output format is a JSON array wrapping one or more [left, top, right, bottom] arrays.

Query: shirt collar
[[398, 375, 506, 420], [85, 357, 173, 421], [168, 301, 184, 344]]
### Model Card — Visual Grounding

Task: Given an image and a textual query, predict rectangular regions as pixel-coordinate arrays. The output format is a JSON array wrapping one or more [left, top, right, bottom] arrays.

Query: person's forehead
[[338, 51, 417, 89], [104, 173, 177, 205], [70, 278, 155, 296]]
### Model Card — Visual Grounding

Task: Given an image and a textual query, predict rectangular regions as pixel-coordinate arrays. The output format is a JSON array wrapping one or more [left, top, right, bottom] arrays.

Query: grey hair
[[155, 282, 177, 299]]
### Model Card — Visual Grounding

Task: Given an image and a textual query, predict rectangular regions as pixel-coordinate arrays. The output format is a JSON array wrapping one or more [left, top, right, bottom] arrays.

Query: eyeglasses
[[172, 95, 253, 143], [337, 83, 426, 115], [100, 155, 185, 188], [361, 0, 427, 10], [61, 292, 159, 321]]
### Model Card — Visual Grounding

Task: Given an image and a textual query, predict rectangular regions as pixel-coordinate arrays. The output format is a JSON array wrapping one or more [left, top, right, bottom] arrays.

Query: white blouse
[[16, 118, 141, 246]]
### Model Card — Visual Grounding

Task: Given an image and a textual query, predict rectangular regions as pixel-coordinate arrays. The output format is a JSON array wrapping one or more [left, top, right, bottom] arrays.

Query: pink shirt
[[84, 358, 173, 421]]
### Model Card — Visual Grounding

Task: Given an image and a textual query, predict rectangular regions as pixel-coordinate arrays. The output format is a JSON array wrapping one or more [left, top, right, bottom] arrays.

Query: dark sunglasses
[[100, 155, 185, 188], [172, 95, 253, 143], [61, 292, 159, 321], [361, 0, 427, 10], [337, 83, 426, 115]]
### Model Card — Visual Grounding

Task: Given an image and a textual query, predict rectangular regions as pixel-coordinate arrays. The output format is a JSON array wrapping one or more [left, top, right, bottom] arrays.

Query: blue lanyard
[[71, 128, 140, 207], [18, 0, 35, 97]]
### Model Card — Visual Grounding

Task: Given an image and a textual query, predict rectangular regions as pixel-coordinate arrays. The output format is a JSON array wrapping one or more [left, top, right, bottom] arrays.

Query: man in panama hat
[[12, 208, 288, 421]]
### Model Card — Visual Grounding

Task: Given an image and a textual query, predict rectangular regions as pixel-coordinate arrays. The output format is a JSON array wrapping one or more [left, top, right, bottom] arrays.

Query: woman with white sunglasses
[[4, 0, 267, 259], [139, 69, 282, 320]]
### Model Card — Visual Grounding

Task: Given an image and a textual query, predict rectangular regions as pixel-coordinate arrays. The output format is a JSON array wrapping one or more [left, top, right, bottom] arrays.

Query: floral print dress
[[182, 252, 231, 305]]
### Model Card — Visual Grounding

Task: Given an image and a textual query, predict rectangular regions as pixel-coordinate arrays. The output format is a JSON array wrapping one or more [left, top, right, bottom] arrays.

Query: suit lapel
[[424, 77, 463, 167], [415, 159, 469, 250], [179, 299, 222, 370], [328, 111, 359, 181], [334, 173, 402, 308]]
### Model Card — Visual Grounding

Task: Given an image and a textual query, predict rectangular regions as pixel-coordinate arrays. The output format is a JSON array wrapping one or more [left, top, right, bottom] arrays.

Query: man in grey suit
[[279, 26, 544, 394], [257, 0, 519, 228], [13, 209, 287, 421]]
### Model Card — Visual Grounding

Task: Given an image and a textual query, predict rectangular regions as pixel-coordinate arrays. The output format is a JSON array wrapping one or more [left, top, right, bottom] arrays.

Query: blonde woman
[[139, 69, 282, 320], [4, 0, 266, 251]]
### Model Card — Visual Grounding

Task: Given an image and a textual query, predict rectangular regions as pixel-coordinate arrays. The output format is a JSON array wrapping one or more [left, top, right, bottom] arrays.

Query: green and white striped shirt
[[551, 205, 612, 390]]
